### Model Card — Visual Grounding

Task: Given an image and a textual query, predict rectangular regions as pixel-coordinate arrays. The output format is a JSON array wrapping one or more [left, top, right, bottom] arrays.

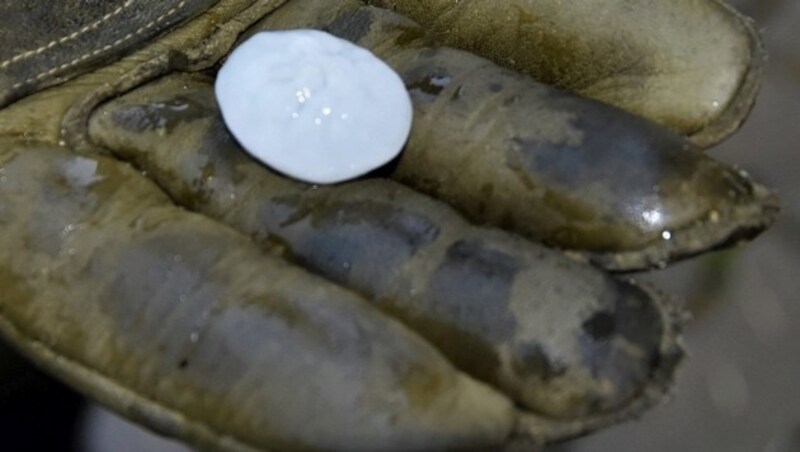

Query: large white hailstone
[[215, 30, 413, 184]]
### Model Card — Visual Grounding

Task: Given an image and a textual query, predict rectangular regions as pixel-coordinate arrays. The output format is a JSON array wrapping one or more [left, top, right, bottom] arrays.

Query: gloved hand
[[0, 0, 778, 451]]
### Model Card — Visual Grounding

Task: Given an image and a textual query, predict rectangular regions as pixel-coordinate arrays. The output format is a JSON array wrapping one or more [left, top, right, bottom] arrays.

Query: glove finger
[[89, 72, 683, 438], [250, 0, 778, 271], [0, 139, 514, 452], [367, 0, 765, 147]]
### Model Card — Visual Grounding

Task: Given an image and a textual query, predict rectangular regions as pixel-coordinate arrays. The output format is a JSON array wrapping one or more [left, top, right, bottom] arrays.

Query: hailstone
[[215, 30, 413, 184]]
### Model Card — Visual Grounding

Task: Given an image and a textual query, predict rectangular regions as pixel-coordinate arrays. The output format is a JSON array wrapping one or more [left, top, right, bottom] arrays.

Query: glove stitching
[[0, 0, 135, 69], [10, 0, 188, 92]]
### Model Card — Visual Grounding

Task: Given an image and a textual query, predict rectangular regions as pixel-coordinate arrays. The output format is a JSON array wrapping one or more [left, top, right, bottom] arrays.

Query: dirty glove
[[0, 0, 777, 451]]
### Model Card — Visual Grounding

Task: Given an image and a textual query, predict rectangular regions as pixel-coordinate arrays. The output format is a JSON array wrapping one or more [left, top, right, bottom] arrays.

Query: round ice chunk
[[215, 30, 413, 184]]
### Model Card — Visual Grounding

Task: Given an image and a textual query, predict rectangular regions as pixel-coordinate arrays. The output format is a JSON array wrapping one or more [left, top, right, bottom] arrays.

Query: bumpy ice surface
[[216, 30, 413, 184]]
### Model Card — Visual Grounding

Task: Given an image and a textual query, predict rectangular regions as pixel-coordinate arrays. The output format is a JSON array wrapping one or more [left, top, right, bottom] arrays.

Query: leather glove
[[0, 0, 778, 450]]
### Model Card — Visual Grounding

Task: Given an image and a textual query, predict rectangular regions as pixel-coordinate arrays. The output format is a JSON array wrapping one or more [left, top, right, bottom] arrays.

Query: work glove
[[0, 0, 777, 450]]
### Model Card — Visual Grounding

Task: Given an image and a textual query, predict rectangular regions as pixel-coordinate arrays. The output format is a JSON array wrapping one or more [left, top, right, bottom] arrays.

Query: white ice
[[215, 30, 413, 184]]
